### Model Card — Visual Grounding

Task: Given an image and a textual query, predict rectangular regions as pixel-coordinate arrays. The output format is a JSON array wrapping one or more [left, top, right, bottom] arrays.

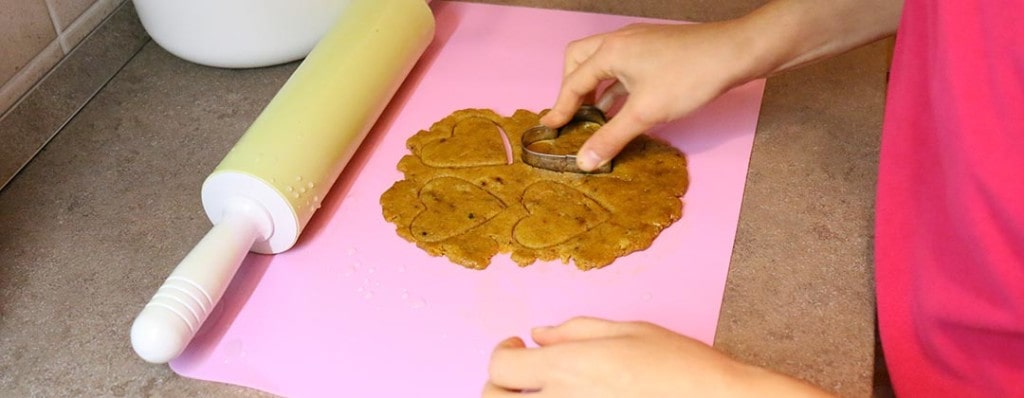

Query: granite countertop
[[0, 1, 890, 396]]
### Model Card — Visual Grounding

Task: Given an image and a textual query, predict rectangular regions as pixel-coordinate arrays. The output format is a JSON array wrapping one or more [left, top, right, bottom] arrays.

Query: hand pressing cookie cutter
[[521, 105, 613, 174]]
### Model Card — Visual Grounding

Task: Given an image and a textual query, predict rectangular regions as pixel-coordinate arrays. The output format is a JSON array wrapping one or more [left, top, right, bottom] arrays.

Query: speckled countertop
[[0, 1, 890, 396]]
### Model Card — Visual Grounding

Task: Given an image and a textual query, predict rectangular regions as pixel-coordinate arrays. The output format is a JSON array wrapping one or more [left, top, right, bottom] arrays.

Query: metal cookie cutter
[[521, 105, 612, 173]]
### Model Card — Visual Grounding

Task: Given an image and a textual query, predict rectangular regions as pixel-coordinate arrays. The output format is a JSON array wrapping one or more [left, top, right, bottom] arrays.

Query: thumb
[[496, 336, 527, 350], [532, 316, 637, 346], [575, 101, 655, 171]]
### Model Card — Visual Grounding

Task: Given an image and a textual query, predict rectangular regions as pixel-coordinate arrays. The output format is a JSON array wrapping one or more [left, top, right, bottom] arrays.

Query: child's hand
[[540, 21, 761, 171], [482, 316, 831, 398]]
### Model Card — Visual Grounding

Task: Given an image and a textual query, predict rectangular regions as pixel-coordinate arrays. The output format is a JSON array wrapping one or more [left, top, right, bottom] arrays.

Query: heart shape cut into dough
[[411, 176, 505, 243], [381, 108, 688, 270], [513, 181, 611, 249], [420, 117, 509, 167]]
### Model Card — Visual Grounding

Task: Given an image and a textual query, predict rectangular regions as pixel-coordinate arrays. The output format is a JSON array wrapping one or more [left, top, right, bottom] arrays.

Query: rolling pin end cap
[[130, 307, 192, 364]]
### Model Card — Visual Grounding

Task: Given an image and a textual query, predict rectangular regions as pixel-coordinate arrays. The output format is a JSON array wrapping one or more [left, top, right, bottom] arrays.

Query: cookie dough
[[380, 109, 688, 270]]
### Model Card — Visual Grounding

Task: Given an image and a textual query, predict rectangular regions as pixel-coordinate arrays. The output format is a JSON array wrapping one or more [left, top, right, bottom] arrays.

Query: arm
[[745, 0, 903, 74], [483, 317, 836, 397], [542, 0, 904, 171]]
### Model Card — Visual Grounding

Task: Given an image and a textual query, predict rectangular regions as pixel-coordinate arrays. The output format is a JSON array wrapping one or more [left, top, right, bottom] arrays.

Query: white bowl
[[131, 0, 352, 68]]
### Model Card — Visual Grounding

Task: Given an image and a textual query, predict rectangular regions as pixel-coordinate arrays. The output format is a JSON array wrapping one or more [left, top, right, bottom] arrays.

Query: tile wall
[[0, 0, 125, 118]]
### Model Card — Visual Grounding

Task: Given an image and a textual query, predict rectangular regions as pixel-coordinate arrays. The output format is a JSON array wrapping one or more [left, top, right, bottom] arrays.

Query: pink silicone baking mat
[[169, 2, 766, 396]]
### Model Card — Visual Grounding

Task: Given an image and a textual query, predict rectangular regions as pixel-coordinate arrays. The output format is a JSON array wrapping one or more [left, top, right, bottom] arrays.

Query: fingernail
[[577, 150, 604, 171], [499, 337, 526, 348], [539, 112, 559, 127], [531, 326, 553, 334]]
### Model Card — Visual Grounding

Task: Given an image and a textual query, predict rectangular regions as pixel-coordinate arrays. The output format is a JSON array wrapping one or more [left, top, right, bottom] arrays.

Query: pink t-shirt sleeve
[[875, 0, 1024, 396]]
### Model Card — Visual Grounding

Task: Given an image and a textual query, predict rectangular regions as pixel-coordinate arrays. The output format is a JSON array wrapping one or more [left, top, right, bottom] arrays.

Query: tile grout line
[[0, 42, 61, 121], [0, 41, 149, 190], [0, 0, 129, 122], [0, 34, 152, 191], [50, 40, 151, 143], [59, 0, 126, 54], [42, 0, 65, 36]]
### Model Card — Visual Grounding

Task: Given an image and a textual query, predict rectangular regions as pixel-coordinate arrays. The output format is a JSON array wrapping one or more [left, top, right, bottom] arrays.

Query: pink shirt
[[876, 0, 1024, 396]]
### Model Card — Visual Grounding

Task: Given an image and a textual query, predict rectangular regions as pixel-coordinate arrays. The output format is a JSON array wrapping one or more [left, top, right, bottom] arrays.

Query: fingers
[[575, 101, 657, 171], [486, 336, 546, 392], [595, 80, 627, 113], [543, 26, 640, 128], [541, 56, 615, 128], [481, 381, 528, 398], [542, 36, 621, 128], [532, 316, 641, 346], [562, 34, 605, 78]]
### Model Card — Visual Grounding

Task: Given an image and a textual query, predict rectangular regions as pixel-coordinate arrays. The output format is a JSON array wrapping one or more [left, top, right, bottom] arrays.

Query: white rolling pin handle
[[131, 198, 273, 363]]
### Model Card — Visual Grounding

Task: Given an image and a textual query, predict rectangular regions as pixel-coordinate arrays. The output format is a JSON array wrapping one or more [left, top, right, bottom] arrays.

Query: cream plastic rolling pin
[[131, 0, 435, 364]]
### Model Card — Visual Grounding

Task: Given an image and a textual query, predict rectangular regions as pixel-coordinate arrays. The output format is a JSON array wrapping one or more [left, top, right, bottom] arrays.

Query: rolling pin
[[130, 0, 435, 364]]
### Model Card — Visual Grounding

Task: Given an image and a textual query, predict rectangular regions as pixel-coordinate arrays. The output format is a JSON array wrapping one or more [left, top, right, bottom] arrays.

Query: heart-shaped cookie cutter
[[521, 105, 613, 174]]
